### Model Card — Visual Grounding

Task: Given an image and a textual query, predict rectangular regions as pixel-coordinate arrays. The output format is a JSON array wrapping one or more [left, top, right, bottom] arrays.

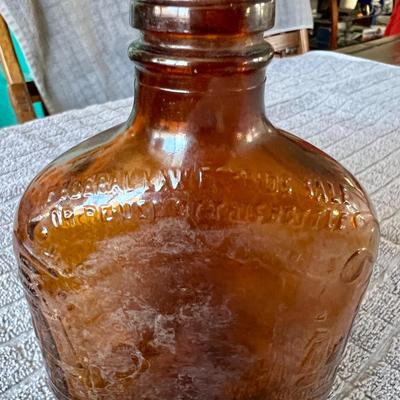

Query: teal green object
[[0, 32, 45, 128]]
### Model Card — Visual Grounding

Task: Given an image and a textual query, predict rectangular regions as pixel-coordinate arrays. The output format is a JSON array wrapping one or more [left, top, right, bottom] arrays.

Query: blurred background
[[312, 0, 395, 50]]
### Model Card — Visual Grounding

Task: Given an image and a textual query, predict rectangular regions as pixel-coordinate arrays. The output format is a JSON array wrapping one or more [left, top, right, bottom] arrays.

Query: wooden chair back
[[266, 29, 310, 57], [0, 15, 44, 123]]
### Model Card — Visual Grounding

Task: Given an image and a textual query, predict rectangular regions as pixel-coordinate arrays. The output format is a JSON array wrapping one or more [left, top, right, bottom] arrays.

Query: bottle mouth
[[131, 0, 275, 35]]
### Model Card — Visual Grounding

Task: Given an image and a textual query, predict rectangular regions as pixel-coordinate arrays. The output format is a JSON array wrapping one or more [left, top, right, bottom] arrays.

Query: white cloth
[[0, 0, 313, 114], [0, 52, 399, 399], [268, 0, 313, 35], [0, 0, 135, 114]]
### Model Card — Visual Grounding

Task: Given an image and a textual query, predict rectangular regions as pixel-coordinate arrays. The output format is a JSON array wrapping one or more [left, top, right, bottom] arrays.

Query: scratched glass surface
[[13, 0, 379, 399]]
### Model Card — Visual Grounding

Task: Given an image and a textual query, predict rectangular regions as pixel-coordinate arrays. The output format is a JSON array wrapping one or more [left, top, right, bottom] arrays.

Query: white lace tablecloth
[[0, 51, 399, 399]]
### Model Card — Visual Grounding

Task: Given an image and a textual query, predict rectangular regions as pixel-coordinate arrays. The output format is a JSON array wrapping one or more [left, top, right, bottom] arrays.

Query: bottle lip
[[129, 39, 274, 73], [130, 0, 275, 35]]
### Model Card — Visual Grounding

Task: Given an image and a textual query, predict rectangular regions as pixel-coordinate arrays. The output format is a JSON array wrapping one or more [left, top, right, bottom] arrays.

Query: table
[[339, 35, 400, 65], [0, 51, 399, 399]]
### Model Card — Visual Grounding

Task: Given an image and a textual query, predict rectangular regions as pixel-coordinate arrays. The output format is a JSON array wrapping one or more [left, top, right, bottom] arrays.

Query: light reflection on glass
[[151, 130, 189, 167], [154, 6, 190, 19], [242, 126, 262, 144], [155, 58, 189, 67], [83, 186, 149, 208]]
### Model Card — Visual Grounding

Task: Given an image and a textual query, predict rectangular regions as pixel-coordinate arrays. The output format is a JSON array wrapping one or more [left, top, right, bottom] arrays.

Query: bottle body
[[14, 113, 379, 400], [13, 1, 379, 397]]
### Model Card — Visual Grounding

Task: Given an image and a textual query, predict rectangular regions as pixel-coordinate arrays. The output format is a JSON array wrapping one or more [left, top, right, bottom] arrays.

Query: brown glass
[[14, 1, 379, 399]]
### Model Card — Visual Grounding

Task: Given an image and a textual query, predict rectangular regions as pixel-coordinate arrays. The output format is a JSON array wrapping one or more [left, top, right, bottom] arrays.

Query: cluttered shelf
[[315, 14, 372, 24], [337, 33, 400, 64], [311, 0, 394, 50]]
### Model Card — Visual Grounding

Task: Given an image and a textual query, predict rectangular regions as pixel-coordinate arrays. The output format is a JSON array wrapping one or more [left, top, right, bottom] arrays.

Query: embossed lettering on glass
[[14, 0, 379, 399]]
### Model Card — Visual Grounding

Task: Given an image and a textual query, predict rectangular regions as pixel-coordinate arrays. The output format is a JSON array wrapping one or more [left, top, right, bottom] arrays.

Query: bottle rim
[[130, 0, 276, 35]]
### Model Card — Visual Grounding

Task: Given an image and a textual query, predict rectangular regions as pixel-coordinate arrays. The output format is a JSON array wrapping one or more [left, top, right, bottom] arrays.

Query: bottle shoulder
[[234, 127, 376, 216], [14, 123, 124, 244], [14, 123, 379, 255]]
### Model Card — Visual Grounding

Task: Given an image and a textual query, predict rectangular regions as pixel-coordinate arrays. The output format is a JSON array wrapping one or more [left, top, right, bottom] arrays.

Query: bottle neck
[[129, 67, 267, 137], [127, 33, 273, 141]]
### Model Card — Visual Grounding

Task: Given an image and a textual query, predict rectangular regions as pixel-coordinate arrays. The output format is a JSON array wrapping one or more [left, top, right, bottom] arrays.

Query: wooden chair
[[266, 29, 310, 57], [0, 15, 45, 123], [313, 0, 339, 50], [329, 0, 339, 50]]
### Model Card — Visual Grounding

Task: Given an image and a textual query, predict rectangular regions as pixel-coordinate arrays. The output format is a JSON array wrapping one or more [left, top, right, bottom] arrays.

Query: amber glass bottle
[[14, 0, 379, 399]]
